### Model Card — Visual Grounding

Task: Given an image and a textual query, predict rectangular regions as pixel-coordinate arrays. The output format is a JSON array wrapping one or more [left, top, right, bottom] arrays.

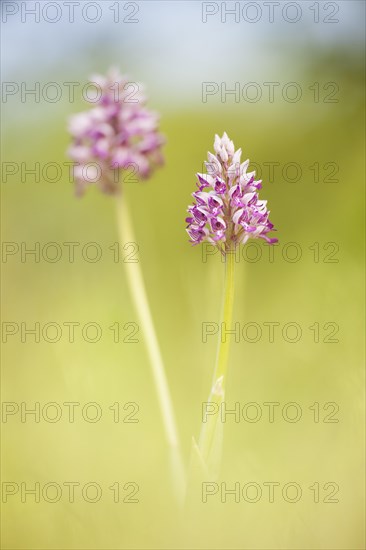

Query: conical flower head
[[186, 133, 277, 252], [67, 68, 164, 196]]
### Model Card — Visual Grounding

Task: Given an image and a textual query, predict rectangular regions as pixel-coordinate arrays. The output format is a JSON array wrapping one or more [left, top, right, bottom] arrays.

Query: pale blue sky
[[2, 1, 364, 105]]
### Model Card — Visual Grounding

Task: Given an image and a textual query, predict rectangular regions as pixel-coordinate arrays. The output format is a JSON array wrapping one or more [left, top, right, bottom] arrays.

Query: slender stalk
[[198, 246, 236, 473], [115, 192, 185, 502], [211, 247, 235, 386]]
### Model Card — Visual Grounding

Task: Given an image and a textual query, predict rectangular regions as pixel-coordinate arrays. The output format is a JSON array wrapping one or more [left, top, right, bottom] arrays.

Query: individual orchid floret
[[186, 133, 277, 253], [67, 68, 164, 195]]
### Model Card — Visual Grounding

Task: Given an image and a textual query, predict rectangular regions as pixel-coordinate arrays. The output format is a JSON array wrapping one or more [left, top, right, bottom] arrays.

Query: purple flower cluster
[[186, 133, 277, 252], [68, 68, 164, 195]]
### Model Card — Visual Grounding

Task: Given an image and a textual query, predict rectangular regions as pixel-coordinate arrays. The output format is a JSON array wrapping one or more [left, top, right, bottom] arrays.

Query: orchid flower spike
[[186, 133, 278, 253], [67, 68, 164, 196]]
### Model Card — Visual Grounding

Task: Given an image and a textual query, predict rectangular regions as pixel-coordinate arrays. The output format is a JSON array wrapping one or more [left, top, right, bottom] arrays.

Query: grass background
[[1, 10, 365, 550]]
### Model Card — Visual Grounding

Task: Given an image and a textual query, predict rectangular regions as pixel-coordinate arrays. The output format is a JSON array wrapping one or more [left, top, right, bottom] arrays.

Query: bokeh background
[[1, 1, 365, 548]]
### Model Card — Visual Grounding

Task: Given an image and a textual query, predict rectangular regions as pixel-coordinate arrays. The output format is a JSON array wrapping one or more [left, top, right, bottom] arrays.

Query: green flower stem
[[116, 192, 185, 503], [198, 246, 236, 474]]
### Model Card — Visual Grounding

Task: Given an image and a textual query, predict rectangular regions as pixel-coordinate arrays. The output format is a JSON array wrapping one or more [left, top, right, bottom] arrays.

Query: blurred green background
[[1, 1, 365, 548]]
